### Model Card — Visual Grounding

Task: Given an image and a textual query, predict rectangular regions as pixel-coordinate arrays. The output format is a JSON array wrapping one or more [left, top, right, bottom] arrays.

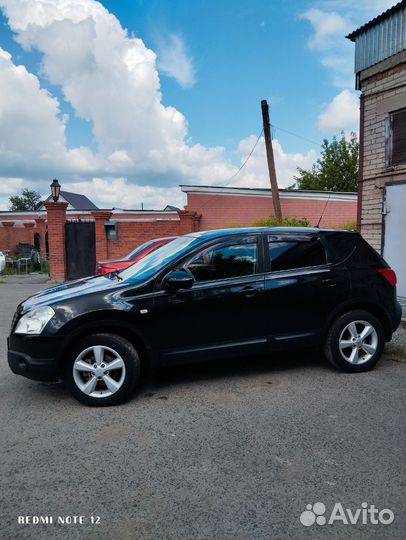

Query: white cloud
[[0, 47, 67, 171], [318, 89, 359, 133], [302, 1, 397, 94], [0, 44, 102, 180], [300, 8, 351, 50], [300, 7, 355, 92], [0, 177, 25, 195], [0, 0, 226, 188], [156, 33, 196, 89], [63, 178, 185, 210], [0, 177, 26, 210]]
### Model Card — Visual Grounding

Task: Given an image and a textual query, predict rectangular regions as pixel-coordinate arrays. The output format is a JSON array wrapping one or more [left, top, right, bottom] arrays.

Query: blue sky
[[0, 0, 397, 209]]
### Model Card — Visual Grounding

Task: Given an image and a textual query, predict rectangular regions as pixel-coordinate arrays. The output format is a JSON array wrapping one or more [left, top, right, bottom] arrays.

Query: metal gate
[[65, 221, 96, 280], [383, 181, 406, 314]]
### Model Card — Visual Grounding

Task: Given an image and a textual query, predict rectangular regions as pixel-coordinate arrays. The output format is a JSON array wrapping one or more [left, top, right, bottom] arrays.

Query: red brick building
[[182, 185, 357, 230]]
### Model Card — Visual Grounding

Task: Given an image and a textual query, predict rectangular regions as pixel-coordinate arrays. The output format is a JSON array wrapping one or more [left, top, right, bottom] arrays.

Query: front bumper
[[7, 335, 61, 382]]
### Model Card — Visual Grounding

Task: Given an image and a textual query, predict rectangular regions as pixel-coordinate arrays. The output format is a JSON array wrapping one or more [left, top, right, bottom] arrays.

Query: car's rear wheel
[[63, 333, 140, 406], [324, 310, 384, 372]]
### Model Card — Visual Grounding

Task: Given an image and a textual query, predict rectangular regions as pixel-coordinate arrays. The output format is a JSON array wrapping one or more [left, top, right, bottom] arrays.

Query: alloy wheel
[[72, 345, 126, 398], [338, 320, 378, 365]]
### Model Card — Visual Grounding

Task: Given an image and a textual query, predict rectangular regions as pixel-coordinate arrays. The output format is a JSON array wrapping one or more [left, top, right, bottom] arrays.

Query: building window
[[385, 108, 406, 166], [105, 222, 118, 240]]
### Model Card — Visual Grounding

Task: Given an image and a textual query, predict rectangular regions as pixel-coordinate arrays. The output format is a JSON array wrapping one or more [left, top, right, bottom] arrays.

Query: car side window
[[186, 242, 258, 282], [269, 239, 326, 271]]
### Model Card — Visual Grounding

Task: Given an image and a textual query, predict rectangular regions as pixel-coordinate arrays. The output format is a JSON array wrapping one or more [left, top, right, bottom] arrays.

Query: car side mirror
[[163, 270, 195, 292]]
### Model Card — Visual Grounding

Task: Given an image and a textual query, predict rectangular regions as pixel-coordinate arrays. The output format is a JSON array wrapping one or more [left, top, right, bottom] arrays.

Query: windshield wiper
[[108, 271, 123, 281]]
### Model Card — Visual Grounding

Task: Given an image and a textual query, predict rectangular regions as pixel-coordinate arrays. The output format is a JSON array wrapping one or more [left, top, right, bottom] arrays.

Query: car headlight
[[14, 306, 55, 335]]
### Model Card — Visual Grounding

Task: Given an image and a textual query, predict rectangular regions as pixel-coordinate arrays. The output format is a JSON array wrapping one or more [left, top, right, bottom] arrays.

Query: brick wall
[[0, 223, 33, 250], [104, 212, 200, 260], [359, 61, 406, 250], [185, 192, 357, 230], [105, 220, 182, 260], [0, 208, 200, 280], [0, 211, 81, 254]]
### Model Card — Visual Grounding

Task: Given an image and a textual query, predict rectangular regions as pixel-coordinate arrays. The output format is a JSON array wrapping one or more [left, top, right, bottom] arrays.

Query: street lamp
[[50, 178, 61, 202]]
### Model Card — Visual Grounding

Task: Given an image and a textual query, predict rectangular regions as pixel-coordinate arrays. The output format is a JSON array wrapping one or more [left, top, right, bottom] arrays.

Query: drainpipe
[[357, 93, 365, 233]]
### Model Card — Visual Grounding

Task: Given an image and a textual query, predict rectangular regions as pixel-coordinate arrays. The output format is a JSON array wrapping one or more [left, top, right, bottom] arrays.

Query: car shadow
[[149, 348, 330, 390], [27, 349, 330, 405]]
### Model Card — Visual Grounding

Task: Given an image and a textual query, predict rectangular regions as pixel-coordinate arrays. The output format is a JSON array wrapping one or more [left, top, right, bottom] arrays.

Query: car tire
[[324, 310, 384, 372], [63, 333, 140, 406]]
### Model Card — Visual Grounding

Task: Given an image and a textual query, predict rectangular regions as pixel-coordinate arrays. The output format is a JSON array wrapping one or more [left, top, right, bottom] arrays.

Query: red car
[[97, 237, 176, 275]]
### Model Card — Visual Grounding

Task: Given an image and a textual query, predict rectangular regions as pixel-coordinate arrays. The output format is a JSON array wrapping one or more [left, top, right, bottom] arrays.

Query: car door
[[151, 235, 268, 362], [263, 234, 347, 348]]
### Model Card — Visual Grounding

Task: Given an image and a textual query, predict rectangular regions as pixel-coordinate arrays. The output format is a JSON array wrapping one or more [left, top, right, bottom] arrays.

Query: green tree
[[9, 189, 42, 211], [294, 132, 359, 192]]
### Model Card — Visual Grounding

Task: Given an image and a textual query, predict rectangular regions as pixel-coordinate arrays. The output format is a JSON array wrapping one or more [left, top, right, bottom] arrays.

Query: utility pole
[[261, 99, 282, 221]]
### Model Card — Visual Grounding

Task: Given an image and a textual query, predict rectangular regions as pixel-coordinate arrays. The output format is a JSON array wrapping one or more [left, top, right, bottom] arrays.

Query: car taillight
[[377, 268, 397, 287]]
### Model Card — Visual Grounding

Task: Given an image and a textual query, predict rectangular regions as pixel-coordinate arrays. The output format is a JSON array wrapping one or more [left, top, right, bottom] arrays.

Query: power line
[[270, 124, 320, 146], [191, 128, 264, 215], [221, 123, 318, 185], [190, 122, 319, 214], [219, 127, 264, 184]]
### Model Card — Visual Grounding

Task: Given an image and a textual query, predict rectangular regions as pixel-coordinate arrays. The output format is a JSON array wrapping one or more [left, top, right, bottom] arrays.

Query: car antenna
[[316, 193, 331, 228]]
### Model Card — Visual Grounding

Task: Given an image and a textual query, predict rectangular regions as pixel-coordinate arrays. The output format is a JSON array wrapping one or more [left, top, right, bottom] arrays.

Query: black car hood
[[19, 275, 123, 313]]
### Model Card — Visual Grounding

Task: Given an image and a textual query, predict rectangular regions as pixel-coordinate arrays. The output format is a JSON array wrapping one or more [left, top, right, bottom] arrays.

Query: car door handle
[[242, 286, 260, 298], [322, 278, 336, 287]]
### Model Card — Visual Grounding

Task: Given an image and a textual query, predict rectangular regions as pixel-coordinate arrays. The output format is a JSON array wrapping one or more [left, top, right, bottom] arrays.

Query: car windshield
[[127, 240, 156, 259], [119, 235, 199, 282]]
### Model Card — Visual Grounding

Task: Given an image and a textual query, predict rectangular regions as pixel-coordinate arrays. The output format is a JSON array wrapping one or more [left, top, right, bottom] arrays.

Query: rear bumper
[[7, 335, 61, 382], [392, 300, 402, 333]]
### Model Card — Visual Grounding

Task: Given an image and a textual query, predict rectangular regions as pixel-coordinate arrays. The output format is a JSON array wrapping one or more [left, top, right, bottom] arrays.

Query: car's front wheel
[[324, 310, 384, 372], [63, 333, 140, 406]]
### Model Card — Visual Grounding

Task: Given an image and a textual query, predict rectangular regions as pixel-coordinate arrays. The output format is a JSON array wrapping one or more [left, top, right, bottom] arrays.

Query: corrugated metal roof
[[346, 0, 406, 41], [346, 1, 406, 74]]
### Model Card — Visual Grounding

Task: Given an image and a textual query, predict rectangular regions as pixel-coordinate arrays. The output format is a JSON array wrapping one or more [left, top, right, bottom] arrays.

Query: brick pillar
[[92, 211, 113, 263], [23, 222, 34, 243], [178, 211, 201, 233], [2, 221, 15, 252], [45, 202, 68, 282]]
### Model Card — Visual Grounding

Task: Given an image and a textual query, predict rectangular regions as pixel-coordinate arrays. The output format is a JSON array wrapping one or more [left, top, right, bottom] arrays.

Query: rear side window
[[324, 232, 384, 266], [269, 239, 326, 271], [186, 242, 257, 281], [322, 233, 355, 263]]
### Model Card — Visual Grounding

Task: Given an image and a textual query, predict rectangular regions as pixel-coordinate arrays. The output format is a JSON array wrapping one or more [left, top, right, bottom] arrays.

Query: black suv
[[8, 227, 402, 406]]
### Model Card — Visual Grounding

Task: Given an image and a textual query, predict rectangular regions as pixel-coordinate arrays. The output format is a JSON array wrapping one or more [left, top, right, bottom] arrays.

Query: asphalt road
[[0, 281, 405, 540]]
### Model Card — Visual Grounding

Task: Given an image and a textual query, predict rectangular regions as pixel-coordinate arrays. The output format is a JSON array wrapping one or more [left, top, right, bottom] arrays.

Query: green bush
[[224, 222, 246, 228], [222, 217, 356, 230], [39, 258, 50, 274], [331, 221, 357, 230], [0, 266, 18, 276], [253, 216, 310, 227]]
